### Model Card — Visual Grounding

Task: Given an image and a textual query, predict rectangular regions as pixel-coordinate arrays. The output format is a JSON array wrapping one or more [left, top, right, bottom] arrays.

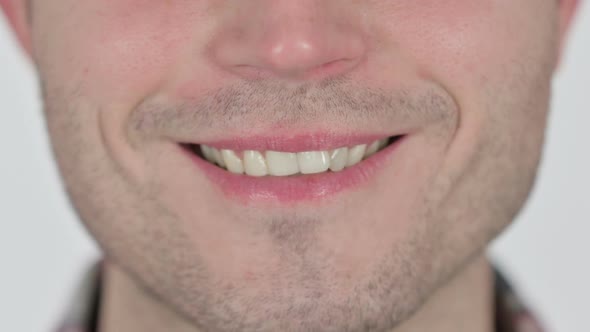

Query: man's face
[[3, 0, 576, 331]]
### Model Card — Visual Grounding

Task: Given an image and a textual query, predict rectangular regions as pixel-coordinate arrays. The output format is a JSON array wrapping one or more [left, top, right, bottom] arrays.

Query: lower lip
[[180, 137, 405, 205]]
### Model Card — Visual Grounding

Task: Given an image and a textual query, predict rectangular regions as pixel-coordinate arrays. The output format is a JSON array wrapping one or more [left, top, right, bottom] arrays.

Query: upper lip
[[189, 132, 403, 152], [130, 82, 452, 151]]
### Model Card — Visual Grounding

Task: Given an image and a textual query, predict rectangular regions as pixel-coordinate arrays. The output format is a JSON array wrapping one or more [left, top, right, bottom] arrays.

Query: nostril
[[208, 9, 367, 81]]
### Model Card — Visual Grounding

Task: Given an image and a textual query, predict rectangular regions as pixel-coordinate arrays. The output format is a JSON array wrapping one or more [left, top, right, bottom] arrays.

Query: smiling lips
[[180, 134, 405, 203]]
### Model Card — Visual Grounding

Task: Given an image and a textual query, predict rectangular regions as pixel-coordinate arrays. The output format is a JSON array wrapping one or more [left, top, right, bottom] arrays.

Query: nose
[[208, 1, 367, 80]]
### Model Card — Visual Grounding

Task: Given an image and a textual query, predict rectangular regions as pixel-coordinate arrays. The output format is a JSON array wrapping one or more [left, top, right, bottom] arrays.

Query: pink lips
[[198, 133, 391, 153], [180, 134, 405, 205]]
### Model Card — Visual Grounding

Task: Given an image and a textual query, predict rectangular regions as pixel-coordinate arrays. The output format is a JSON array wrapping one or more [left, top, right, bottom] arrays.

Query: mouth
[[179, 134, 406, 203], [182, 135, 402, 176]]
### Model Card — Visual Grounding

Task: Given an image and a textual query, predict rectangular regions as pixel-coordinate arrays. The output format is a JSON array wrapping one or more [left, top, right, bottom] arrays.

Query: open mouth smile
[[180, 134, 406, 203], [184, 135, 402, 177]]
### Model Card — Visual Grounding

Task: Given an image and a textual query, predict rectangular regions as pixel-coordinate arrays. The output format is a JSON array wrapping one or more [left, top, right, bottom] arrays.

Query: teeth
[[297, 151, 330, 174], [364, 140, 380, 158], [222, 149, 244, 174], [266, 151, 299, 176], [200, 145, 217, 164], [347, 144, 367, 167], [197, 138, 391, 177], [211, 148, 226, 167], [329, 147, 348, 172], [243, 150, 268, 177]]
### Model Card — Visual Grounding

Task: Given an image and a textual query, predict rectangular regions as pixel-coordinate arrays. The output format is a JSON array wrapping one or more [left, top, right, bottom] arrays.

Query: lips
[[180, 134, 406, 204]]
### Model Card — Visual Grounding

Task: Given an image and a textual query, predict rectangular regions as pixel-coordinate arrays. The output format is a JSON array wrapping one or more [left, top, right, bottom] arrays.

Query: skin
[[1, 1, 579, 331]]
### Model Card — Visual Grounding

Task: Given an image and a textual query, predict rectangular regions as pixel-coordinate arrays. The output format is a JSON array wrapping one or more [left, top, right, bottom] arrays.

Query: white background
[[0, 3, 588, 332]]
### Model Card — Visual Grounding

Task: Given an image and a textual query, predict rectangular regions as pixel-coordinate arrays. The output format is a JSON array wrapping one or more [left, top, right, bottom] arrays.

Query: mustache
[[129, 77, 456, 139]]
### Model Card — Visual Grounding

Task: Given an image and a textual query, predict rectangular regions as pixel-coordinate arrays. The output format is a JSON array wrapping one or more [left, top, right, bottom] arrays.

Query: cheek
[[383, 0, 558, 156], [35, 1, 214, 104], [378, 0, 557, 92]]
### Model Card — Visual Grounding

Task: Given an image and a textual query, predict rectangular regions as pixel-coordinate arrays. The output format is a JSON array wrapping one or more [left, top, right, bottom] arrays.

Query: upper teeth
[[199, 138, 389, 177]]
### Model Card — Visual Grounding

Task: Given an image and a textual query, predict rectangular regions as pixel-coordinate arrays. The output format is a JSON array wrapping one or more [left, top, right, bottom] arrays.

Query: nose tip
[[209, 8, 367, 80], [270, 39, 317, 74], [261, 33, 365, 78]]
